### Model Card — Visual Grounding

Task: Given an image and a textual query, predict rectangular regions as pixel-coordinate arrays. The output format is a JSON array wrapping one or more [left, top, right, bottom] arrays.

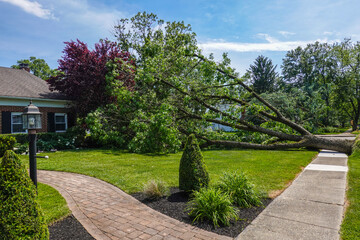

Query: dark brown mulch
[[131, 187, 272, 238], [49, 215, 95, 240], [49, 188, 271, 239]]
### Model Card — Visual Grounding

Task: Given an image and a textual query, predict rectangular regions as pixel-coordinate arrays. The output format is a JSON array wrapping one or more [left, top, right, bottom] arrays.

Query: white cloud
[[278, 31, 295, 37], [199, 36, 337, 53], [52, 0, 126, 37], [0, 0, 55, 19], [257, 33, 279, 43]]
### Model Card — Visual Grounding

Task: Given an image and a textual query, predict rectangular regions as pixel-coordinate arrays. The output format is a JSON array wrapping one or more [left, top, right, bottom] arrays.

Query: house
[[0, 66, 74, 134]]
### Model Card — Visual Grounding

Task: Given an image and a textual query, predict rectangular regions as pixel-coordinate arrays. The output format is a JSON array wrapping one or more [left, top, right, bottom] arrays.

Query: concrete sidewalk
[[236, 150, 349, 240]]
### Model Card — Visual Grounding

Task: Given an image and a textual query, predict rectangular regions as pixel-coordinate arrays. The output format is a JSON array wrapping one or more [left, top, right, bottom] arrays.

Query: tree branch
[[178, 107, 302, 141], [203, 94, 310, 135], [192, 54, 311, 135]]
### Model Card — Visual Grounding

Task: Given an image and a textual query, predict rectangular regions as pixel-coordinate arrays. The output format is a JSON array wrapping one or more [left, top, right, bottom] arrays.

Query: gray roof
[[0, 67, 68, 100]]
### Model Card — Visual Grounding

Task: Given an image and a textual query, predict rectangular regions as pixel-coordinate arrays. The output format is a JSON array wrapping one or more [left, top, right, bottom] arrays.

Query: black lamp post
[[22, 101, 42, 188]]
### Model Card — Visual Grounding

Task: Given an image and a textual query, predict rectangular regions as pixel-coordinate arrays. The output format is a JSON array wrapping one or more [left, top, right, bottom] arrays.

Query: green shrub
[[84, 109, 128, 148], [143, 180, 169, 200], [128, 104, 181, 154], [186, 187, 238, 227], [4, 127, 85, 151], [0, 135, 16, 157], [36, 134, 76, 151], [218, 171, 262, 208], [179, 134, 210, 192], [0, 150, 49, 239], [5, 133, 28, 144]]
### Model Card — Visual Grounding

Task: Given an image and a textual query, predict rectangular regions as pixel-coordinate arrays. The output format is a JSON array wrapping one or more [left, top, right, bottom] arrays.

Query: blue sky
[[1, 0, 360, 75]]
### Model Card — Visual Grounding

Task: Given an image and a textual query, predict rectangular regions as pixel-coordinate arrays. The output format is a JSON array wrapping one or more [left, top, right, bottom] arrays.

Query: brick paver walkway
[[38, 170, 232, 240]]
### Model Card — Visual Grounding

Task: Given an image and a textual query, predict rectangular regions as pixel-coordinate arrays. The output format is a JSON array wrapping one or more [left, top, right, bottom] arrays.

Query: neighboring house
[[0, 66, 74, 134]]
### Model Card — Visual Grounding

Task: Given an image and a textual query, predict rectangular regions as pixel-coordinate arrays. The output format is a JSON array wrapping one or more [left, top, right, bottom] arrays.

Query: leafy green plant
[[6, 130, 81, 151], [37, 134, 76, 151], [187, 187, 238, 227], [0, 135, 16, 157], [217, 171, 262, 208], [128, 104, 181, 153], [0, 150, 49, 239], [84, 108, 127, 148], [179, 134, 209, 191], [143, 180, 169, 200]]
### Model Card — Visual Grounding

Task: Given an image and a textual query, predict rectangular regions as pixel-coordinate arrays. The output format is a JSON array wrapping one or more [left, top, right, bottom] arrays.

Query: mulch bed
[[132, 187, 272, 238], [49, 215, 95, 240], [49, 188, 271, 239]]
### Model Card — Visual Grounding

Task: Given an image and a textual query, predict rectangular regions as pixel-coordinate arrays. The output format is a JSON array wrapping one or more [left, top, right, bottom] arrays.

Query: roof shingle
[[0, 67, 68, 100]]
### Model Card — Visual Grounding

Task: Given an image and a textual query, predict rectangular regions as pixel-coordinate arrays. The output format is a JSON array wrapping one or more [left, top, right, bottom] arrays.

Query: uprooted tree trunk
[[197, 135, 354, 155], [160, 54, 356, 154]]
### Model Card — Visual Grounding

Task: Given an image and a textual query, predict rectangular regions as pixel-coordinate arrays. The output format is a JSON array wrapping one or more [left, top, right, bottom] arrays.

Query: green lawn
[[316, 127, 351, 135], [341, 149, 360, 239], [37, 183, 70, 225], [21, 149, 317, 195]]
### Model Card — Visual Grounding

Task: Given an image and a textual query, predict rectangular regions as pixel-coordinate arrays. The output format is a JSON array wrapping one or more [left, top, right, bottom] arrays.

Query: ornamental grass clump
[[143, 180, 169, 200], [218, 171, 262, 208], [0, 150, 49, 240], [186, 187, 239, 227], [179, 134, 209, 192]]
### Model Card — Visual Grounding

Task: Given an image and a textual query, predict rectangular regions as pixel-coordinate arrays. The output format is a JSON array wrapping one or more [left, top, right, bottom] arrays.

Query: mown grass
[[341, 148, 360, 239], [352, 130, 360, 135], [21, 149, 316, 195], [37, 183, 70, 225], [316, 127, 350, 135]]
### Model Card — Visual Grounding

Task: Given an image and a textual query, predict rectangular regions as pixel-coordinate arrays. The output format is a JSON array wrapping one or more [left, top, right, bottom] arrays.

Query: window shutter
[[47, 112, 55, 132], [1, 111, 11, 134], [67, 112, 75, 128]]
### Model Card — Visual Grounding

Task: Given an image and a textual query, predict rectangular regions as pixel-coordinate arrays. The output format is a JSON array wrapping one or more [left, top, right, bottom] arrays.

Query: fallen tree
[[110, 12, 354, 154], [159, 60, 354, 154]]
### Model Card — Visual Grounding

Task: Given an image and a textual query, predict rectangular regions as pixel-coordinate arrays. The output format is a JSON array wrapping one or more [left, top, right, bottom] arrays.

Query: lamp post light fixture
[[22, 101, 42, 188]]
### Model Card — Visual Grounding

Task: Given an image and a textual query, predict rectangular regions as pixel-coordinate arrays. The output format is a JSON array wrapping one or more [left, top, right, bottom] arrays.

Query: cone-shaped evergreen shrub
[[0, 150, 49, 240], [0, 135, 16, 158], [179, 134, 209, 191]]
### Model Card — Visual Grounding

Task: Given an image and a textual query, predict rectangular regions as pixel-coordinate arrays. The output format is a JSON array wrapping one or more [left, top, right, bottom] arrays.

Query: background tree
[[11, 56, 57, 80], [47, 39, 135, 117], [332, 39, 360, 131], [109, 12, 353, 154], [281, 42, 338, 128], [246, 55, 278, 94]]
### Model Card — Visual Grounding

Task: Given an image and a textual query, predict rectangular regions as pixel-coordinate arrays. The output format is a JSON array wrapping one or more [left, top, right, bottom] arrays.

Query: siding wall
[[0, 106, 73, 134]]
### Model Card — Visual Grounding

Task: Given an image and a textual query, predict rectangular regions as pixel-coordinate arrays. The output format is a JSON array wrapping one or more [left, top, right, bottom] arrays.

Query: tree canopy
[[108, 12, 353, 154], [332, 39, 360, 130], [281, 40, 360, 131], [246, 55, 278, 94], [12, 56, 57, 80], [48, 39, 135, 117]]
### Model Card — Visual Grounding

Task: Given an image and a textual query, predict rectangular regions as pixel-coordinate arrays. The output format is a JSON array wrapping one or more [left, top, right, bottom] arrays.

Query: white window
[[55, 113, 67, 132], [11, 112, 26, 133]]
